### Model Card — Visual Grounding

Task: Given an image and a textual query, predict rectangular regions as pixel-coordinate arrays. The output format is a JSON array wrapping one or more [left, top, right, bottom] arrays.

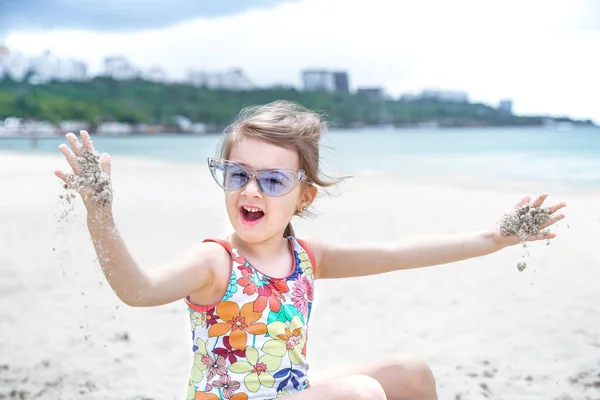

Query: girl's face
[[224, 137, 312, 243]]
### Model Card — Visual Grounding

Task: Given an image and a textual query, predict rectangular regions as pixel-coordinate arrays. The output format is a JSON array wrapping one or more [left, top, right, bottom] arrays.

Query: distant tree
[[0, 78, 593, 129]]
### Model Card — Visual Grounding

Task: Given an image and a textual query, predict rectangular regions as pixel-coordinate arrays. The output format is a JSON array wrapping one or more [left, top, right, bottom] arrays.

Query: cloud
[[0, 0, 296, 33], [580, 10, 600, 30]]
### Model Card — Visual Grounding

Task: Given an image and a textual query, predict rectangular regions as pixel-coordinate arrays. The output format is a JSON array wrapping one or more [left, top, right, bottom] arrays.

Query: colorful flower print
[[237, 264, 270, 295], [214, 336, 246, 363], [233, 255, 246, 265], [223, 271, 239, 301], [193, 393, 219, 400], [193, 392, 249, 400], [190, 309, 219, 339], [204, 354, 228, 380], [237, 266, 290, 313], [208, 302, 267, 350], [273, 367, 306, 392], [229, 346, 282, 393], [286, 251, 304, 282], [266, 303, 305, 336], [229, 395, 249, 400], [188, 239, 313, 399], [297, 251, 313, 277], [190, 339, 209, 385], [190, 310, 206, 330], [205, 308, 218, 327], [211, 373, 242, 399], [186, 379, 196, 400], [262, 316, 306, 365], [291, 275, 313, 317]]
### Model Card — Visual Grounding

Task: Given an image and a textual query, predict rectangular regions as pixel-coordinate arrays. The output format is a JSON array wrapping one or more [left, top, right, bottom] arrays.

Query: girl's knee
[[386, 353, 437, 398], [394, 353, 435, 377], [336, 375, 387, 400]]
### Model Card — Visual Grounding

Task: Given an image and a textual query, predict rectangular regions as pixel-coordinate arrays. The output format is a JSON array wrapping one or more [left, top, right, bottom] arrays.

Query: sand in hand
[[63, 147, 112, 208], [498, 203, 551, 271]]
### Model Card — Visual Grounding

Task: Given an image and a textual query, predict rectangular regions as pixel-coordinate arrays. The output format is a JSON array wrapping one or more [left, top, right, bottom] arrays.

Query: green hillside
[[0, 76, 593, 131]]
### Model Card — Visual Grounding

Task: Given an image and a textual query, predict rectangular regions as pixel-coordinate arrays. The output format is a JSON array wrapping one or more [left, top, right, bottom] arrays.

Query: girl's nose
[[241, 176, 262, 198]]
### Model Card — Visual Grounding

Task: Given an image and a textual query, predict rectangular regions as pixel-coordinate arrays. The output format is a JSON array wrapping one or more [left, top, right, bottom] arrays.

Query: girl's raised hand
[[54, 130, 113, 212], [493, 192, 567, 248]]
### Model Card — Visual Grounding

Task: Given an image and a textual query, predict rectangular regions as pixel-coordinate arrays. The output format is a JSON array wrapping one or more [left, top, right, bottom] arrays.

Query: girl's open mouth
[[240, 206, 264, 226]]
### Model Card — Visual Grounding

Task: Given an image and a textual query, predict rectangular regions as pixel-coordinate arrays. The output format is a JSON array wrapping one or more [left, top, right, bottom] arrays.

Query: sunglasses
[[208, 158, 306, 197]]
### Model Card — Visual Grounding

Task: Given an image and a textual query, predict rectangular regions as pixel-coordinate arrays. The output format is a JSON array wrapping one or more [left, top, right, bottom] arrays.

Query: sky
[[1, 0, 599, 122]]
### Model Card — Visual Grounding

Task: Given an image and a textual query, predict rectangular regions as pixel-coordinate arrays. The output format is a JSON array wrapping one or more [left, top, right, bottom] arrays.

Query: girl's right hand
[[54, 130, 113, 214]]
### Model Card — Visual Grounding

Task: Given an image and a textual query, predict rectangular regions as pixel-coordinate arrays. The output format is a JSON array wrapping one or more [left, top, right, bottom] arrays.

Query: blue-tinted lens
[[215, 163, 248, 190], [258, 170, 295, 196]]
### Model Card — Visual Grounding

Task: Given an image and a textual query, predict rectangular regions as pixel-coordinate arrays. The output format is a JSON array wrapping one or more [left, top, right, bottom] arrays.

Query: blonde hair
[[217, 100, 346, 237]]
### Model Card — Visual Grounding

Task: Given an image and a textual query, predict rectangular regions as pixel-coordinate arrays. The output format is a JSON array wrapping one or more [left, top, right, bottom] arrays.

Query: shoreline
[[0, 122, 598, 140], [3, 149, 600, 197]]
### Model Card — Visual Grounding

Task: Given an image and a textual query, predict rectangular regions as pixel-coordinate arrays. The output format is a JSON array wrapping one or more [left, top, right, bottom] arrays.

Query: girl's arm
[[311, 230, 499, 279], [87, 210, 218, 306], [310, 194, 566, 280], [56, 131, 217, 307]]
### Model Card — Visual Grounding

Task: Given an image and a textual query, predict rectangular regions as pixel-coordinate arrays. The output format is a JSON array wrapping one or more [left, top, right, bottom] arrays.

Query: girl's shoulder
[[191, 238, 234, 283]]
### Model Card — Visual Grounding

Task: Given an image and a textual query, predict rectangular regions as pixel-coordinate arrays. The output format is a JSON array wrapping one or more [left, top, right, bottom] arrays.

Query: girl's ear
[[300, 184, 318, 210]]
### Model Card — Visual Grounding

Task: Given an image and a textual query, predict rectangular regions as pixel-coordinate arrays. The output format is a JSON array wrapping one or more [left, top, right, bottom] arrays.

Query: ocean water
[[1, 126, 600, 188]]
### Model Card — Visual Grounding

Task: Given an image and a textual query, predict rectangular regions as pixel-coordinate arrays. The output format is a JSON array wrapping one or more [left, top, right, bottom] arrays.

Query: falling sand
[[498, 203, 552, 271]]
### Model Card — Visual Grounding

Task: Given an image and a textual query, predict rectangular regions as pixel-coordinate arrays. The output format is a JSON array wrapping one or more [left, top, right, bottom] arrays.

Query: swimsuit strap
[[295, 237, 317, 277]]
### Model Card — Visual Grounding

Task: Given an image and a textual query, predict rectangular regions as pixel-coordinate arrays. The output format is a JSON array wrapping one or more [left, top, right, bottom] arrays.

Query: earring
[[302, 206, 307, 212]]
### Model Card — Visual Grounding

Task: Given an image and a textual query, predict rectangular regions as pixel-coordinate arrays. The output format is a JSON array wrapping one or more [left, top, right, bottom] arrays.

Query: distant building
[[498, 99, 513, 114], [399, 93, 421, 102], [21, 120, 57, 137], [0, 46, 30, 82], [28, 50, 88, 84], [356, 87, 385, 100], [0, 118, 21, 137], [0, 44, 10, 79], [141, 66, 167, 83], [333, 72, 349, 93], [0, 47, 88, 83], [191, 123, 207, 134], [59, 121, 89, 134], [103, 56, 138, 80], [66, 61, 88, 81], [187, 68, 253, 90], [302, 69, 335, 92], [173, 115, 192, 131], [97, 122, 134, 135], [302, 69, 350, 92], [420, 89, 468, 103]]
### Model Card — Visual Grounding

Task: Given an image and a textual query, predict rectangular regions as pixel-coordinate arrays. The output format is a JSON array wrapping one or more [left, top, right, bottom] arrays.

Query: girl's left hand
[[493, 193, 567, 248]]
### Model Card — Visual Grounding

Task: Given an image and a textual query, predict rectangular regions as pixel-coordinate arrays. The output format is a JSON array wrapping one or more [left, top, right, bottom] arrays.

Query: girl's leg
[[284, 375, 387, 400], [307, 353, 437, 400]]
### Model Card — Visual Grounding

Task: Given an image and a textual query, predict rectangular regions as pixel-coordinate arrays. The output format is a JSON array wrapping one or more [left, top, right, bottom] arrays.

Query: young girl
[[55, 101, 566, 400]]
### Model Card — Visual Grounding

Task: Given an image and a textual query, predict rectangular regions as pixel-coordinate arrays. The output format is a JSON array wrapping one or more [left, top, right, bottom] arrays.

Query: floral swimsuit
[[185, 236, 316, 400]]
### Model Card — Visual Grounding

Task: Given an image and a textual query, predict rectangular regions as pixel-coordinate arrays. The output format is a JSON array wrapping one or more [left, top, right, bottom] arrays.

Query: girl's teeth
[[243, 207, 261, 212]]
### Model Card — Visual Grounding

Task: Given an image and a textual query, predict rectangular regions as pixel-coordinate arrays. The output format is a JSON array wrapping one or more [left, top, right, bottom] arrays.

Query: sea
[[1, 126, 600, 189]]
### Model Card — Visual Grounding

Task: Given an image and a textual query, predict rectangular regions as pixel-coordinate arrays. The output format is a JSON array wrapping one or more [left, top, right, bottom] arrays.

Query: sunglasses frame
[[207, 157, 307, 197]]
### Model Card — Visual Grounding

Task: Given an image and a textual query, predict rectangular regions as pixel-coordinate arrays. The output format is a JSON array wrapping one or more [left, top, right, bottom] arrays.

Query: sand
[[499, 203, 551, 239], [1, 151, 599, 400], [498, 204, 552, 272], [64, 148, 112, 208]]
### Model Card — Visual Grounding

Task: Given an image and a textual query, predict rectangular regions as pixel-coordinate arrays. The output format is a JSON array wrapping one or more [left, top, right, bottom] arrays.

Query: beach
[[1, 150, 599, 400]]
